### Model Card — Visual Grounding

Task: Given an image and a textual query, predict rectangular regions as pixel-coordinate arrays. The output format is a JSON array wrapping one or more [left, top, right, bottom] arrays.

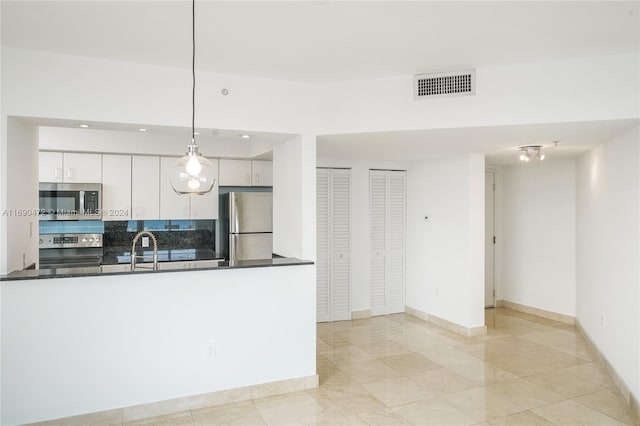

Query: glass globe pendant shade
[[170, 143, 215, 195]]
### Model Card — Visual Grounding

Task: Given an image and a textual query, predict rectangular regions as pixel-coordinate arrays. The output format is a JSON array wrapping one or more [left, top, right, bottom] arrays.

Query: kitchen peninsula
[[1, 126, 317, 425], [1, 257, 316, 424]]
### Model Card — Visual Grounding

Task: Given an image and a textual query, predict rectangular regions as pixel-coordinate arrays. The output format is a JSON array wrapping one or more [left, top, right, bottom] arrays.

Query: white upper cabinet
[[159, 157, 190, 220], [39, 151, 63, 182], [219, 159, 273, 187], [63, 153, 102, 183], [131, 156, 160, 220], [39, 152, 102, 183], [219, 159, 252, 186], [102, 154, 132, 220], [251, 160, 273, 187]]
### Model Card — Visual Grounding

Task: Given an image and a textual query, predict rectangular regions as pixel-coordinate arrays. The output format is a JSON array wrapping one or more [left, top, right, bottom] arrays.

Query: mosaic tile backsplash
[[39, 220, 105, 235], [103, 220, 215, 251]]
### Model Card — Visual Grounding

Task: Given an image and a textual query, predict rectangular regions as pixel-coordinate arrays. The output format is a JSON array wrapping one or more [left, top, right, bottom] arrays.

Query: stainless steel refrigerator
[[219, 192, 273, 261]]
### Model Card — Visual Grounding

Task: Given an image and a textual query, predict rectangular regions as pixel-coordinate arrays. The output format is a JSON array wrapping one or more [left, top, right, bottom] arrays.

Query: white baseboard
[[575, 320, 640, 424], [492, 300, 637, 424], [351, 309, 371, 320], [405, 305, 487, 337], [39, 375, 319, 424], [496, 299, 575, 325]]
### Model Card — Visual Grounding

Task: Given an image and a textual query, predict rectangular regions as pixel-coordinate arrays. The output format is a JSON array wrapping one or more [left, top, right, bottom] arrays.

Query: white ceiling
[[317, 119, 640, 164], [2, 1, 639, 83]]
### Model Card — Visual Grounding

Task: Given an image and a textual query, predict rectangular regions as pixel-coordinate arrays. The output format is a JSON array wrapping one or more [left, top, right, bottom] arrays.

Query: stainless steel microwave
[[39, 183, 102, 221]]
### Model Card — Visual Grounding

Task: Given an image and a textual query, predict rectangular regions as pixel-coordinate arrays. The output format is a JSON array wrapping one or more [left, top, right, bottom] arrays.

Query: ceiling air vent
[[414, 70, 475, 99]]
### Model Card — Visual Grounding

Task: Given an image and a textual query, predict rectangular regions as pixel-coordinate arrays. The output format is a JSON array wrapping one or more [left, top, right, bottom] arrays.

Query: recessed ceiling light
[[136, 128, 149, 132], [240, 134, 251, 139], [75, 124, 90, 129]]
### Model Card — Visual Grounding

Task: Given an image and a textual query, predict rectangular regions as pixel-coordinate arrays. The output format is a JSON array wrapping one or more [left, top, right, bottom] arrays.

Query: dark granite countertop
[[0, 257, 314, 281]]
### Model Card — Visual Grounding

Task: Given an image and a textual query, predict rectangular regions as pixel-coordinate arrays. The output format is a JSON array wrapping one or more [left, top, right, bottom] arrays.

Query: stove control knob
[[39, 239, 43, 244], [82, 238, 88, 243], [89, 238, 94, 242]]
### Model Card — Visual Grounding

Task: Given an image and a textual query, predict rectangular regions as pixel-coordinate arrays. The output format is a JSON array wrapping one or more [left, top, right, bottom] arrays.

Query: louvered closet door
[[370, 170, 406, 316], [370, 171, 388, 316], [316, 168, 351, 322], [387, 171, 406, 313], [329, 170, 351, 321], [316, 169, 330, 322]]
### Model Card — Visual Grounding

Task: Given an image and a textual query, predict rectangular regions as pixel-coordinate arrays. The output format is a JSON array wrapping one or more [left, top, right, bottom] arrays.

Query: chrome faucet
[[131, 231, 158, 271]]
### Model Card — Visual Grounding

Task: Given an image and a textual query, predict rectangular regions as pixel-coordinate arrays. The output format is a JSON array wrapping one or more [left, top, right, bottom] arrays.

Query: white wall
[[1, 265, 316, 425], [271, 134, 317, 261], [501, 159, 577, 316], [406, 154, 485, 329], [313, 53, 640, 135], [1, 48, 313, 134], [316, 158, 409, 313], [576, 125, 639, 401], [6, 118, 39, 273]]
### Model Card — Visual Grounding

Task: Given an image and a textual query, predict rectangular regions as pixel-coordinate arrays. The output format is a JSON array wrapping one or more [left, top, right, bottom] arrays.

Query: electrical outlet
[[601, 313, 606, 327], [207, 342, 216, 358], [142, 236, 149, 248]]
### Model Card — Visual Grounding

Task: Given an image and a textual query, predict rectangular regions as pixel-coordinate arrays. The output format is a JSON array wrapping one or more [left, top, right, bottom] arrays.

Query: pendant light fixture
[[170, 0, 215, 195]]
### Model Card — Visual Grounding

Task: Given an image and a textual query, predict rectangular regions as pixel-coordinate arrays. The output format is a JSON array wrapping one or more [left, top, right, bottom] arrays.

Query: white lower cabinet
[[369, 170, 406, 316], [132, 156, 160, 220], [316, 168, 351, 322]]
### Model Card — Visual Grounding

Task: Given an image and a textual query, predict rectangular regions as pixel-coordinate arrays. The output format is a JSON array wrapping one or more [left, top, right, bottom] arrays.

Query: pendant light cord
[[191, 0, 196, 144]]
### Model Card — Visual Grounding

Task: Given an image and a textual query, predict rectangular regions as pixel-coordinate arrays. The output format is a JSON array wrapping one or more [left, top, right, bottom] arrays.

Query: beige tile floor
[[45, 308, 639, 425]]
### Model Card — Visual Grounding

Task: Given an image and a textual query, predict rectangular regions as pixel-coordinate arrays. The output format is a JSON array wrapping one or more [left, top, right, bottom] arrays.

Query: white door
[[370, 170, 406, 316], [387, 172, 406, 314], [329, 169, 351, 321], [316, 169, 330, 322], [485, 172, 495, 308], [316, 168, 351, 322]]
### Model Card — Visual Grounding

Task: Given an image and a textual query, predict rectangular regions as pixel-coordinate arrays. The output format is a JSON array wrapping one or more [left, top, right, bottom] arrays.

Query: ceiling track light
[[518, 145, 545, 163]]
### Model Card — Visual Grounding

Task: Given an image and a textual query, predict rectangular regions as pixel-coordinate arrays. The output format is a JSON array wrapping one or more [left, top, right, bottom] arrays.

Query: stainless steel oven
[[39, 233, 103, 269], [39, 183, 102, 220]]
